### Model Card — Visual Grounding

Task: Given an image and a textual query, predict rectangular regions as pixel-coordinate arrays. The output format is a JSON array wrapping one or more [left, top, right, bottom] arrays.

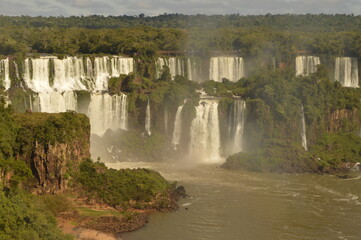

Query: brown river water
[[106, 162, 361, 240]]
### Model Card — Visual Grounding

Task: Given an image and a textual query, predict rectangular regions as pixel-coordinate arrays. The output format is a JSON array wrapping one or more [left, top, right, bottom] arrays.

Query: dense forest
[[0, 14, 361, 60], [0, 14, 361, 31]]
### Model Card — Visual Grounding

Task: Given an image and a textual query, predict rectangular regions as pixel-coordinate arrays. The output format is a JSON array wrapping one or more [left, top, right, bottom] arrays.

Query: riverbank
[[55, 185, 186, 239]]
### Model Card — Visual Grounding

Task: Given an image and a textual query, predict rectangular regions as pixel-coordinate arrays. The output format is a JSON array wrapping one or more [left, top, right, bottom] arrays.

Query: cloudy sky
[[0, 0, 359, 16]]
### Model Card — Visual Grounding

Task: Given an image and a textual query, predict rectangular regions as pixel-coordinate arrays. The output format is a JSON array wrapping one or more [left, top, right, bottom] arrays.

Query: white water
[[228, 100, 246, 155], [209, 57, 245, 82], [21, 56, 132, 135], [295, 56, 320, 76], [24, 58, 52, 92], [334, 57, 359, 88], [53, 57, 87, 91], [23, 56, 134, 92], [189, 100, 221, 163], [145, 99, 151, 136], [172, 103, 185, 146], [156, 58, 186, 79], [0, 58, 10, 90], [300, 105, 308, 151], [87, 93, 128, 135], [38, 91, 77, 113]]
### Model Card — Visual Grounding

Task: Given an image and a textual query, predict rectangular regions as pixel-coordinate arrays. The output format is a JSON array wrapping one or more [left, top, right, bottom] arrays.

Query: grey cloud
[[0, 0, 359, 16]]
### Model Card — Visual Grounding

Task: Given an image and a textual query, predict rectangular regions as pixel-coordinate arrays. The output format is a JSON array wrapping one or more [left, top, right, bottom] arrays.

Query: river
[[106, 161, 361, 240]]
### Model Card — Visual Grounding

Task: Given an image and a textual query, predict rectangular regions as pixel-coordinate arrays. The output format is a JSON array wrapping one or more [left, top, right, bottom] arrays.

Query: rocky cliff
[[13, 112, 90, 194]]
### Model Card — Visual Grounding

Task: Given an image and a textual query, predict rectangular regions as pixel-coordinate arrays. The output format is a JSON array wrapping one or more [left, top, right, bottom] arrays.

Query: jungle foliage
[[1, 15, 361, 60]]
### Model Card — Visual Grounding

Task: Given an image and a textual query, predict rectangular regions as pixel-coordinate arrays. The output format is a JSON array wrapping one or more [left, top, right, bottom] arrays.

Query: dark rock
[[175, 185, 187, 198]]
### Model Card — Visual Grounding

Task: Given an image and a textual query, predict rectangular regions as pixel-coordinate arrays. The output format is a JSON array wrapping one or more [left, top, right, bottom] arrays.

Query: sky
[[0, 0, 360, 16]]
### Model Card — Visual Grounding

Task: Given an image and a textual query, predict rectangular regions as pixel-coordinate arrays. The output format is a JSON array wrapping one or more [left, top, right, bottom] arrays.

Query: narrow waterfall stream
[[228, 100, 246, 154], [300, 105, 308, 151], [145, 99, 151, 136], [172, 103, 185, 147]]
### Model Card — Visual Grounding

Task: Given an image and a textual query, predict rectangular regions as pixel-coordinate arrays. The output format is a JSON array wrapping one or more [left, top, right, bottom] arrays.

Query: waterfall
[[209, 57, 245, 82], [24, 58, 52, 92], [300, 105, 308, 151], [172, 103, 184, 147], [94, 56, 110, 91], [52, 57, 87, 91], [156, 58, 186, 79], [145, 99, 151, 136], [23, 56, 134, 92], [187, 58, 207, 82], [37, 91, 77, 113], [110, 57, 134, 77], [228, 100, 246, 155], [295, 56, 320, 76], [20, 56, 132, 136], [86, 57, 94, 79], [0, 58, 10, 90], [189, 100, 221, 163], [87, 93, 128, 135], [335, 57, 359, 88], [164, 108, 169, 134]]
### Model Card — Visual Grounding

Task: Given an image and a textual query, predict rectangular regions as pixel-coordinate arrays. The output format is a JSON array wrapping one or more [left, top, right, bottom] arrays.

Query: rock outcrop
[[14, 112, 90, 194]]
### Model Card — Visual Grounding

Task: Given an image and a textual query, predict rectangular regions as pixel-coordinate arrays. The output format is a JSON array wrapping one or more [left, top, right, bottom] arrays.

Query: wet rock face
[[30, 140, 90, 194]]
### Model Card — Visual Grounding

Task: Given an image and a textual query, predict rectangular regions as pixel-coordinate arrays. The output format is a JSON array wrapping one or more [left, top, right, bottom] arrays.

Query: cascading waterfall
[[156, 58, 186, 79], [0, 58, 10, 90], [186, 58, 208, 82], [94, 56, 110, 91], [145, 99, 151, 136], [87, 93, 128, 136], [334, 57, 359, 88], [172, 103, 185, 147], [228, 100, 246, 155], [20, 56, 132, 135], [300, 105, 308, 151], [24, 58, 52, 92], [37, 91, 77, 113], [24, 56, 134, 92], [110, 57, 134, 77], [53, 57, 87, 91], [295, 56, 320, 76], [189, 100, 221, 163], [209, 57, 245, 82]]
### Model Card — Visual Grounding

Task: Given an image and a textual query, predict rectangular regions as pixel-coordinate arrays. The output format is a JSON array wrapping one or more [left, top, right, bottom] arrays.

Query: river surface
[[106, 162, 361, 240]]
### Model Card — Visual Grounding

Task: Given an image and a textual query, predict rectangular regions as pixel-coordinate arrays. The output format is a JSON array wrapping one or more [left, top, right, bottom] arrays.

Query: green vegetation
[[0, 14, 360, 32], [0, 15, 361, 61], [75, 159, 174, 208], [14, 112, 90, 148], [0, 188, 73, 240], [220, 65, 361, 173]]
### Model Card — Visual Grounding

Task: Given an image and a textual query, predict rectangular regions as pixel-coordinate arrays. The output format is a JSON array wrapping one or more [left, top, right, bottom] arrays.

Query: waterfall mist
[[227, 100, 246, 155], [189, 99, 222, 163]]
